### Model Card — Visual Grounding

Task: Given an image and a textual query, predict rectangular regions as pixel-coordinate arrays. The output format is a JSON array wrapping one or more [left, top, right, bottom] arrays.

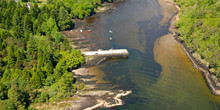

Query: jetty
[[82, 49, 129, 58]]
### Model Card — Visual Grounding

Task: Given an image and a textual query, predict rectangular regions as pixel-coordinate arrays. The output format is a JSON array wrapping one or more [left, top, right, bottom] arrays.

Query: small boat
[[109, 30, 113, 33], [110, 37, 112, 40]]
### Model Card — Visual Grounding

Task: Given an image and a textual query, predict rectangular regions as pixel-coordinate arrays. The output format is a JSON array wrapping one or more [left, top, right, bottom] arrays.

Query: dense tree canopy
[[174, 0, 220, 77], [0, 0, 111, 109]]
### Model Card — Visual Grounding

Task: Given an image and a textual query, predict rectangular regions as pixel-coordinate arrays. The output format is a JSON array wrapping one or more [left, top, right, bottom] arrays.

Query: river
[[84, 0, 220, 109]]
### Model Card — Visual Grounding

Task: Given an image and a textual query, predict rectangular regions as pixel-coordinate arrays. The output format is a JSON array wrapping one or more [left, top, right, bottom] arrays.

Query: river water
[[84, 0, 220, 109]]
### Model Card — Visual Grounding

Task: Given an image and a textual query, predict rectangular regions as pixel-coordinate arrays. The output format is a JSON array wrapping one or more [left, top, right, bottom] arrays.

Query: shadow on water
[[87, 0, 168, 109], [95, 16, 173, 110], [83, 0, 220, 109], [105, 16, 173, 110], [137, 16, 166, 82]]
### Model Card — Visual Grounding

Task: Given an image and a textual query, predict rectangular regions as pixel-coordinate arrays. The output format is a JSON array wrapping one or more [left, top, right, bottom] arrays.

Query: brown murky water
[[88, 66, 109, 84], [153, 34, 220, 110]]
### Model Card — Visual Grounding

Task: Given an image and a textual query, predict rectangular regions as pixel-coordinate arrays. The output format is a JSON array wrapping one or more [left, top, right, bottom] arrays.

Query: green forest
[[174, 0, 220, 78], [0, 0, 110, 109]]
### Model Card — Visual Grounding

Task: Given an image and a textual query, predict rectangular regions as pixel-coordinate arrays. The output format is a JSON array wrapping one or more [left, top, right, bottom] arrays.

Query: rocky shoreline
[[163, 0, 220, 95], [64, 1, 132, 109], [69, 68, 132, 110], [43, 0, 220, 109]]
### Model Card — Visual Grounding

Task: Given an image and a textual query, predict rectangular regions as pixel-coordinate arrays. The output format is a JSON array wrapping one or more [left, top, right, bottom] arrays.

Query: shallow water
[[85, 0, 220, 109]]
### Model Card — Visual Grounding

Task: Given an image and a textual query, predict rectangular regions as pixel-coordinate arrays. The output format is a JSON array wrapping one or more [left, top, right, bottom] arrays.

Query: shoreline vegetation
[[31, 0, 132, 109], [1, 0, 218, 109], [0, 0, 131, 109], [161, 0, 220, 95]]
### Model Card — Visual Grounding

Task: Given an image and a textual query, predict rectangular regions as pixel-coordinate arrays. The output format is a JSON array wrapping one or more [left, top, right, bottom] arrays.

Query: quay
[[82, 49, 129, 58]]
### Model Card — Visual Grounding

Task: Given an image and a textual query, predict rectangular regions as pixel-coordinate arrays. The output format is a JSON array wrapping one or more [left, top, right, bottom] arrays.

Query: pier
[[82, 49, 129, 58]]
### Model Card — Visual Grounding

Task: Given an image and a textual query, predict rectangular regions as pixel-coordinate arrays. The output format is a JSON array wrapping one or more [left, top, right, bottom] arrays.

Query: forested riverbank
[[0, 0, 113, 109], [1, 0, 219, 109], [170, 0, 220, 95], [174, 0, 220, 78], [74, 0, 220, 109]]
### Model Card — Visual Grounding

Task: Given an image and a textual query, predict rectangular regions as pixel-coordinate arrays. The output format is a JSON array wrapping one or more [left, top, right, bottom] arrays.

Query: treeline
[[0, 0, 113, 109], [37, 0, 111, 19], [174, 0, 220, 78]]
